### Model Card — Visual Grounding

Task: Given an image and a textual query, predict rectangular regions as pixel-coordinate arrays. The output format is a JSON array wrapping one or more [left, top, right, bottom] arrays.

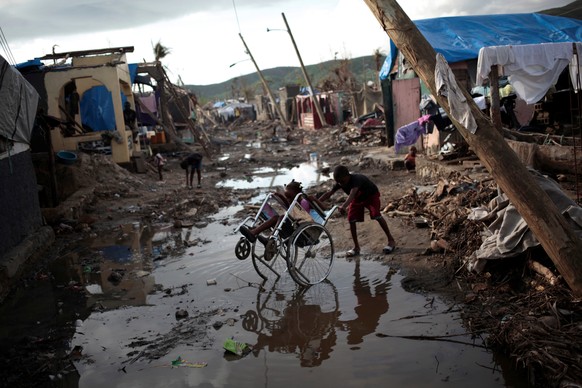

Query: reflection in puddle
[[0, 207, 527, 387], [50, 222, 162, 310], [217, 161, 330, 190], [243, 281, 340, 367], [69, 212, 520, 388]]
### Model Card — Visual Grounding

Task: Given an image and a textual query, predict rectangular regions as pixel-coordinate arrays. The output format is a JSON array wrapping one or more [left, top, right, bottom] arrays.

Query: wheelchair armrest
[[305, 195, 338, 223], [326, 205, 339, 219]]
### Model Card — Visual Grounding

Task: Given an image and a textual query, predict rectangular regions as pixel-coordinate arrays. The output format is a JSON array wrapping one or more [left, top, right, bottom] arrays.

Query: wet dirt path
[[33, 208, 522, 388]]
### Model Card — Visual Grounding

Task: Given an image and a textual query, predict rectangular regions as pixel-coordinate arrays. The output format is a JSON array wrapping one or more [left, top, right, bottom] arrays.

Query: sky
[[0, 0, 575, 86]]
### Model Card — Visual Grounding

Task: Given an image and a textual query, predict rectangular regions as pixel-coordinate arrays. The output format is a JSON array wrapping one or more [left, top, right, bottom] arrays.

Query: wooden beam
[[238, 33, 291, 128], [40, 46, 134, 60], [281, 12, 327, 128], [488, 65, 502, 132], [363, 0, 582, 295]]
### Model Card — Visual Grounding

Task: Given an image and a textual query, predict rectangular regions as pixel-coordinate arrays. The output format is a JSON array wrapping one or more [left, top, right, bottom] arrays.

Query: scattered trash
[[175, 310, 189, 320], [107, 269, 125, 285], [468, 207, 489, 220], [223, 338, 250, 356], [413, 217, 429, 228], [170, 356, 207, 368], [59, 223, 73, 231]]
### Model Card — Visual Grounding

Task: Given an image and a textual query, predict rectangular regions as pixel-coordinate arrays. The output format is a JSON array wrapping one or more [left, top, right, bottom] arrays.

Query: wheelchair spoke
[[288, 223, 334, 286]]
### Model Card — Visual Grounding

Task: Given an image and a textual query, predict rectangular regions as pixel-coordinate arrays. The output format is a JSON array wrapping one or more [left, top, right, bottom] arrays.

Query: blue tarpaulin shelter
[[80, 86, 116, 131], [379, 13, 582, 81]]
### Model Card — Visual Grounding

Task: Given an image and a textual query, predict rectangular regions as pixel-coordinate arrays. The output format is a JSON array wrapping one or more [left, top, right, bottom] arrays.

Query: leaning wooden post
[[362, 0, 582, 295], [281, 12, 327, 128], [238, 33, 290, 128]]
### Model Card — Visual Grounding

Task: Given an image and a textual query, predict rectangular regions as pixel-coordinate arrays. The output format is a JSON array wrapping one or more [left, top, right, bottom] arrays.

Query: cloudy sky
[[0, 0, 574, 85]]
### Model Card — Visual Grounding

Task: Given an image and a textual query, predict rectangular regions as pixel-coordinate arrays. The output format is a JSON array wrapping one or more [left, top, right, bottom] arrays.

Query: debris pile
[[385, 169, 582, 385]]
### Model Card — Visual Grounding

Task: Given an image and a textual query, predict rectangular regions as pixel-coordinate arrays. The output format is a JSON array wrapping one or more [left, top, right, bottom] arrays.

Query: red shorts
[[347, 191, 382, 223]]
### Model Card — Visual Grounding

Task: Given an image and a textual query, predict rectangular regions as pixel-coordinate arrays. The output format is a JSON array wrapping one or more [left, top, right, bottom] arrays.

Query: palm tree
[[373, 48, 384, 73], [153, 41, 171, 62]]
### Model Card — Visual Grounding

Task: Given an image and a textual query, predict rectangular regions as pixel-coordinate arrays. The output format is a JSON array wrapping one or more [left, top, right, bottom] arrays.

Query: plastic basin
[[56, 150, 78, 165]]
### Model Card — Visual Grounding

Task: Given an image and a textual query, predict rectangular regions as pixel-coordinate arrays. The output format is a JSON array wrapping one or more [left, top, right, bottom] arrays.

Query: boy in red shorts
[[320, 165, 396, 256]]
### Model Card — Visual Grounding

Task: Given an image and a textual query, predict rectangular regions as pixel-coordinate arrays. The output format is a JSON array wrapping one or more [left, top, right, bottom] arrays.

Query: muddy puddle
[[216, 161, 330, 190], [0, 198, 529, 387]]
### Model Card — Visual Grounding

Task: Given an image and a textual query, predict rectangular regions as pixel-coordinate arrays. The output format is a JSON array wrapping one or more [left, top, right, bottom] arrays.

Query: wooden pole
[[362, 0, 582, 295], [238, 33, 290, 128], [281, 12, 327, 128], [489, 65, 503, 132]]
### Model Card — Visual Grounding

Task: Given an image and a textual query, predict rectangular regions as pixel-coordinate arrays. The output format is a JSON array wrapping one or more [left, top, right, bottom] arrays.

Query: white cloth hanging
[[435, 53, 478, 134], [476, 42, 577, 104]]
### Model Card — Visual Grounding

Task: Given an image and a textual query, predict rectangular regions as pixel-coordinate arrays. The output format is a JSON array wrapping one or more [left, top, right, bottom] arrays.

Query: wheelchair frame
[[235, 192, 338, 286]]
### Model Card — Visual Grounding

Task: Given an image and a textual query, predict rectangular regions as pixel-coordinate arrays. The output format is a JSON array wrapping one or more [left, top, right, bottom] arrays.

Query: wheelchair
[[234, 192, 338, 287]]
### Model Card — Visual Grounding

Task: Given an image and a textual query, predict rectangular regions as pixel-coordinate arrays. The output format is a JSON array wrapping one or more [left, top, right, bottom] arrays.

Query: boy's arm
[[340, 187, 359, 214], [308, 195, 327, 210], [318, 187, 337, 202]]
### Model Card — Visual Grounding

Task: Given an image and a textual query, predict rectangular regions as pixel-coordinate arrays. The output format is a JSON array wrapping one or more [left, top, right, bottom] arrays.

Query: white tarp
[[476, 42, 582, 104], [468, 169, 582, 273], [0, 55, 39, 144]]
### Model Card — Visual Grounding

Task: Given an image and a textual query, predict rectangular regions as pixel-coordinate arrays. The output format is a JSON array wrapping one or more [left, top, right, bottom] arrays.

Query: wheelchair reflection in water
[[240, 258, 395, 367], [242, 281, 339, 367]]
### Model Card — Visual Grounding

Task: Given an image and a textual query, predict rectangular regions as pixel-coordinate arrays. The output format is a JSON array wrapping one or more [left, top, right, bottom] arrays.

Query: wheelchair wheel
[[288, 223, 334, 286], [251, 237, 289, 281], [235, 238, 251, 260]]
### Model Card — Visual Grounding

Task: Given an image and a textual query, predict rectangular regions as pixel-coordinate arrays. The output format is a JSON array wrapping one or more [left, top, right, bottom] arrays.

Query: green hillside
[[185, 55, 384, 104], [539, 0, 582, 19]]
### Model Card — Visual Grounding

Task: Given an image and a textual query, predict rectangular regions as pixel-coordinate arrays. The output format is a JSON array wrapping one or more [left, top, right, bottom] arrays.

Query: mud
[[0, 122, 531, 387]]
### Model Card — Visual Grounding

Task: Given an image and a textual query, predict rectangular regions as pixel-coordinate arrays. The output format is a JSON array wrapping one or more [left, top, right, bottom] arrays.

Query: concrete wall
[[0, 149, 43, 257], [44, 53, 136, 163]]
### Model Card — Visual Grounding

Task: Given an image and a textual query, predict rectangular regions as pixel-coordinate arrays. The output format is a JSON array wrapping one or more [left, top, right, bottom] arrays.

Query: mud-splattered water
[[0, 207, 527, 387]]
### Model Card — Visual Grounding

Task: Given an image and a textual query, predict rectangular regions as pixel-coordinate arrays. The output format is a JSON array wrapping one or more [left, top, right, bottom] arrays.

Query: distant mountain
[[185, 55, 383, 104], [539, 0, 582, 19], [186, 1, 581, 104]]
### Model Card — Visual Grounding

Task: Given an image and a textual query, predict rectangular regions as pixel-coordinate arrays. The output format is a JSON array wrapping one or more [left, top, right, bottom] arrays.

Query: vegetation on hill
[[538, 0, 582, 19], [185, 54, 384, 105]]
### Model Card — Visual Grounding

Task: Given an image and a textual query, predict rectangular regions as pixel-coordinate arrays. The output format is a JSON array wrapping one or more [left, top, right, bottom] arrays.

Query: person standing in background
[[154, 152, 166, 181], [180, 152, 203, 188]]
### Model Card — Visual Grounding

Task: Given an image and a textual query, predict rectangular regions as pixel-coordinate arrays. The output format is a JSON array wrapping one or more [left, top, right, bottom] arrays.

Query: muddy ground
[[1, 120, 580, 387]]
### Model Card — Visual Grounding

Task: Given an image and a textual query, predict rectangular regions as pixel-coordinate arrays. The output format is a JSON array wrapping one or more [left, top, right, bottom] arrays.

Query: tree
[[373, 48, 384, 72], [153, 41, 171, 62]]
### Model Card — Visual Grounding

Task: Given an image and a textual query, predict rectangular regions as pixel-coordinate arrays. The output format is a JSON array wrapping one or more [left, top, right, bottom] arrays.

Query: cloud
[[0, 0, 290, 42], [2, 0, 576, 85]]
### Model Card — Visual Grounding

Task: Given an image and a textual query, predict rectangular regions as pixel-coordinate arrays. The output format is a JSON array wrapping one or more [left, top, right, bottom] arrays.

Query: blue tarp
[[14, 58, 44, 70], [379, 13, 582, 80], [80, 85, 116, 131], [128, 63, 138, 85]]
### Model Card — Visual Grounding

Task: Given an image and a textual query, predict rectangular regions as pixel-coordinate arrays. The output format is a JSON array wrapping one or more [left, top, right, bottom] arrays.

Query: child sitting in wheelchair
[[238, 180, 329, 244]]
